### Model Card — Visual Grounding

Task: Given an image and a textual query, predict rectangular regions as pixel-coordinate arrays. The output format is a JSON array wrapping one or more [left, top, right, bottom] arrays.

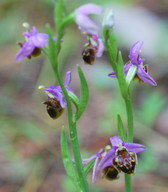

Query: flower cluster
[[108, 41, 157, 86], [75, 4, 104, 65], [82, 136, 146, 184]]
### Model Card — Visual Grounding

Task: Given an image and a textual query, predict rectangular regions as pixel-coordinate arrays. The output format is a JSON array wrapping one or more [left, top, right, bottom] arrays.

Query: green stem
[[48, 23, 89, 191], [51, 59, 89, 192], [124, 93, 133, 192], [125, 174, 132, 192], [104, 29, 133, 192], [124, 94, 133, 143]]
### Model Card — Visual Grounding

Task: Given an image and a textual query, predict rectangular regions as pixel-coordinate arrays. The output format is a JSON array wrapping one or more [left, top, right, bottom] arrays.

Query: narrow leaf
[[84, 159, 95, 175], [46, 25, 56, 66], [75, 65, 89, 121], [61, 127, 81, 191], [68, 91, 79, 110], [117, 51, 128, 98], [108, 31, 117, 68], [54, 0, 65, 30], [117, 114, 127, 141], [104, 30, 117, 73]]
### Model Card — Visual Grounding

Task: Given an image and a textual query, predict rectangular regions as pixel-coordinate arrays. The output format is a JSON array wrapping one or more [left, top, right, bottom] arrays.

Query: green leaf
[[84, 159, 95, 175], [61, 12, 76, 29], [104, 30, 117, 73], [117, 51, 128, 99], [54, 0, 65, 30], [75, 65, 89, 121], [68, 91, 79, 110], [61, 127, 81, 191], [108, 31, 117, 67], [46, 25, 56, 66], [117, 114, 127, 141]]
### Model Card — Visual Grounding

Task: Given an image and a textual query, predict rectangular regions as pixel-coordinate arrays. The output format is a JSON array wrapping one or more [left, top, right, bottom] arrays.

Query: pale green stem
[[124, 94, 133, 192]]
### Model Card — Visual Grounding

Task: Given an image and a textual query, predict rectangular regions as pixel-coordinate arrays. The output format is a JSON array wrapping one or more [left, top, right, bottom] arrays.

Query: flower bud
[[103, 9, 114, 29], [22, 22, 30, 30]]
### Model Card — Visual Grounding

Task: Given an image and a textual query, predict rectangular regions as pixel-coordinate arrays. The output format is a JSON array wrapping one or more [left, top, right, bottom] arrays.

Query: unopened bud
[[22, 22, 30, 30], [38, 85, 46, 90], [103, 9, 114, 29]]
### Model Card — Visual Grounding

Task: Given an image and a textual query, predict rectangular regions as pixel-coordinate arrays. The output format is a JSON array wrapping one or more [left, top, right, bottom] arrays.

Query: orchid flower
[[44, 71, 73, 109], [75, 4, 104, 63], [108, 41, 157, 86], [98, 136, 146, 170], [75, 3, 102, 35], [81, 136, 146, 183], [15, 23, 56, 62]]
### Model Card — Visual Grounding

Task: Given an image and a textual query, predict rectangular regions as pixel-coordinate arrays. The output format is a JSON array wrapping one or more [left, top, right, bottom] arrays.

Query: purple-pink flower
[[15, 24, 55, 62], [99, 136, 146, 169], [44, 71, 73, 108], [75, 3, 102, 35], [82, 136, 146, 184], [75, 4, 104, 63], [108, 41, 157, 86]]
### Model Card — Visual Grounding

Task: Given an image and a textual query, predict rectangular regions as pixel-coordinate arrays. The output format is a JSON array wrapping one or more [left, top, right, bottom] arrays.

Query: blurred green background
[[0, 0, 168, 191]]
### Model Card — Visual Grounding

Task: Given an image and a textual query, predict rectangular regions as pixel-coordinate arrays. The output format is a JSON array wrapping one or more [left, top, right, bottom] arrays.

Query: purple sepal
[[98, 148, 115, 169], [75, 3, 102, 35], [125, 143, 146, 153], [92, 148, 103, 184], [15, 41, 35, 62], [129, 41, 144, 64], [137, 66, 157, 86]]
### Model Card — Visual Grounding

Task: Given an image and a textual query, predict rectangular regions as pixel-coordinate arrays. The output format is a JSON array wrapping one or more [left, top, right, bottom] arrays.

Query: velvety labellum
[[43, 98, 65, 119], [102, 165, 120, 181], [113, 147, 137, 176], [82, 41, 97, 65]]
